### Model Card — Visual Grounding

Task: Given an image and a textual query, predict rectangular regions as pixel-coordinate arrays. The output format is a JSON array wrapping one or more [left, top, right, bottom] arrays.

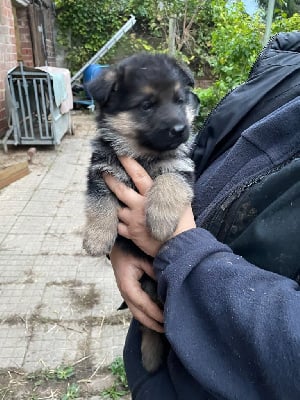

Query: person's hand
[[103, 156, 196, 257], [104, 156, 195, 331], [110, 245, 164, 333], [103, 157, 162, 257]]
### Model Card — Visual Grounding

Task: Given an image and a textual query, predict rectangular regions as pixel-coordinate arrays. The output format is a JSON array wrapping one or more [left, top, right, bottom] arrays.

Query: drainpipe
[[263, 0, 275, 46]]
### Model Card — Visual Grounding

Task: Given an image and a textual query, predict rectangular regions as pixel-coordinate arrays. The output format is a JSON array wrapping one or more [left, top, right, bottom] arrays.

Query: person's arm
[[105, 156, 300, 398], [154, 226, 300, 399]]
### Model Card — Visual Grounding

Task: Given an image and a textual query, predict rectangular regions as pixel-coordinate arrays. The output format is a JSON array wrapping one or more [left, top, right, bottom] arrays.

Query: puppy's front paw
[[146, 174, 193, 241], [83, 226, 116, 256], [83, 196, 118, 256]]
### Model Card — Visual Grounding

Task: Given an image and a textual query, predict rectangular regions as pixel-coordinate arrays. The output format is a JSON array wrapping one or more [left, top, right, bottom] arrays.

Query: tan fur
[[141, 85, 156, 95], [105, 112, 141, 139], [101, 115, 193, 159], [174, 81, 181, 91], [83, 196, 119, 256], [141, 327, 167, 373], [105, 69, 117, 83], [146, 173, 194, 241], [185, 103, 197, 126]]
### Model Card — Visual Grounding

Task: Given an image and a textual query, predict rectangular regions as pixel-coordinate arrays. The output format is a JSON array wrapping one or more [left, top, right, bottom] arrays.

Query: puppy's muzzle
[[166, 123, 189, 149], [169, 124, 187, 138]]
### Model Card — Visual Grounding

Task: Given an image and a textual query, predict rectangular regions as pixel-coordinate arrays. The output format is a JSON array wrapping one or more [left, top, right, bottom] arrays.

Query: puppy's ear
[[174, 60, 195, 88], [86, 68, 118, 105], [188, 91, 200, 118]]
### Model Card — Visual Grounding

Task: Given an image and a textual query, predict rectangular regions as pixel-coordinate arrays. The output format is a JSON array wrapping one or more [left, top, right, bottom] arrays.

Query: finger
[[121, 277, 164, 324], [139, 261, 156, 281], [127, 300, 164, 333], [128, 285, 164, 324], [119, 156, 153, 195], [117, 221, 130, 239], [103, 174, 143, 208], [117, 207, 133, 225]]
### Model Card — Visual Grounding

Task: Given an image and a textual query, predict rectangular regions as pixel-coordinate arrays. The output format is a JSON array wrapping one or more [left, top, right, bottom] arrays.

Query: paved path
[[0, 111, 130, 399]]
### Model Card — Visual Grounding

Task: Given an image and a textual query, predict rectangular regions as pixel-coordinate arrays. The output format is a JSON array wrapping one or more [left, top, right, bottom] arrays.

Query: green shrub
[[54, 0, 214, 76], [54, 0, 300, 125], [195, 0, 300, 126], [54, 0, 135, 73]]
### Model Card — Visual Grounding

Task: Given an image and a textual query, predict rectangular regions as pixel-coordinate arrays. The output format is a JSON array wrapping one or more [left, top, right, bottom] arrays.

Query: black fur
[[83, 53, 199, 372]]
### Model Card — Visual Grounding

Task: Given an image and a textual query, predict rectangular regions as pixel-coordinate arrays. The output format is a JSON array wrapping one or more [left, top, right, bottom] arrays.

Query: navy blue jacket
[[123, 34, 300, 400], [152, 97, 300, 399]]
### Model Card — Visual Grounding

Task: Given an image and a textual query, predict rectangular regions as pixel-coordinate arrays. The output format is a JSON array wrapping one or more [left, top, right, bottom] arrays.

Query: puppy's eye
[[141, 101, 153, 111], [175, 96, 185, 105]]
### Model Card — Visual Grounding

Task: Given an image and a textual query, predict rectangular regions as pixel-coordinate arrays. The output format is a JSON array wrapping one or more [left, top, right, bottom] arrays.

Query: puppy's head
[[88, 53, 200, 153]]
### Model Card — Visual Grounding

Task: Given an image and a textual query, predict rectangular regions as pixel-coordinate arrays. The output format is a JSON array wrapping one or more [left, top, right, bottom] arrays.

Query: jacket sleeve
[[153, 227, 300, 399]]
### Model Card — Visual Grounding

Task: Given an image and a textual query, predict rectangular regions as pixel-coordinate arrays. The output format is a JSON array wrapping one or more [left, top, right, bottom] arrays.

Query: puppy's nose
[[170, 124, 186, 137]]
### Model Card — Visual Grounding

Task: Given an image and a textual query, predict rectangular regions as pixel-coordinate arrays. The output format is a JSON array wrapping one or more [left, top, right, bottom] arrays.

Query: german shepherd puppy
[[83, 53, 199, 372]]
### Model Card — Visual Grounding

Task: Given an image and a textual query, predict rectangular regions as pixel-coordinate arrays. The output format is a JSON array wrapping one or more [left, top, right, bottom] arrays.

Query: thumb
[[138, 258, 156, 281]]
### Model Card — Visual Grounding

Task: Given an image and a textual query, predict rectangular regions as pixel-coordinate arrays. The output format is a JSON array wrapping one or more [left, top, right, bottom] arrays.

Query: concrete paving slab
[[90, 324, 130, 367], [1, 233, 45, 254], [0, 324, 28, 368], [0, 283, 45, 318], [0, 201, 28, 216], [20, 201, 60, 217], [23, 322, 86, 372], [10, 216, 53, 234]]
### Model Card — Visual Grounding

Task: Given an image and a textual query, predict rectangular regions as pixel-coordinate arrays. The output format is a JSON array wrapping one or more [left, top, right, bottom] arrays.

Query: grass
[[100, 357, 129, 399], [61, 383, 80, 400], [27, 365, 75, 384], [26, 365, 80, 399]]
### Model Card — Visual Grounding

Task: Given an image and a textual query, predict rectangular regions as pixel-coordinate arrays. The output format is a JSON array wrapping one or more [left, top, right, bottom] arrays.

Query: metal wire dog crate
[[2, 63, 72, 152]]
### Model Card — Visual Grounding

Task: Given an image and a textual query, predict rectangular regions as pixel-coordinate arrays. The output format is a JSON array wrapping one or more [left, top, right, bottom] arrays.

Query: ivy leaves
[[54, 0, 129, 73]]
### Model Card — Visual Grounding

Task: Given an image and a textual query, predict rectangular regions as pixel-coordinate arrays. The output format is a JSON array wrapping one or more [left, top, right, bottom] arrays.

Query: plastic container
[[83, 64, 109, 99]]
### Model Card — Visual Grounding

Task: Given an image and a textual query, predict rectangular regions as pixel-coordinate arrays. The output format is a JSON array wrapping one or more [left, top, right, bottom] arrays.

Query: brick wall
[[0, 0, 18, 136], [0, 1, 57, 138]]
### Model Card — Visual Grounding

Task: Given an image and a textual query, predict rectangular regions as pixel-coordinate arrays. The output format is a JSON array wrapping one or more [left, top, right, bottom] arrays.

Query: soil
[[0, 364, 130, 399]]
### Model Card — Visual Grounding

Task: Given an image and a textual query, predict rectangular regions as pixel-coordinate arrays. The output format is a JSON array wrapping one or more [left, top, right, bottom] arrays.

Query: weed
[[61, 382, 80, 400], [101, 384, 128, 399], [109, 357, 128, 389], [100, 357, 129, 399], [55, 365, 75, 380], [26, 366, 79, 399], [27, 368, 56, 383], [27, 365, 75, 384]]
